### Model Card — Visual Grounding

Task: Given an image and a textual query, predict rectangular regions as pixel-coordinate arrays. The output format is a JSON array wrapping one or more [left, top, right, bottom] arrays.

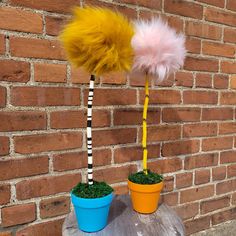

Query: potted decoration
[[128, 18, 186, 214], [60, 7, 134, 232]]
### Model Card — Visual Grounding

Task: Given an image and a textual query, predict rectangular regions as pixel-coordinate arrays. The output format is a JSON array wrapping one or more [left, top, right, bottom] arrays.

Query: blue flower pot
[[71, 192, 113, 232]]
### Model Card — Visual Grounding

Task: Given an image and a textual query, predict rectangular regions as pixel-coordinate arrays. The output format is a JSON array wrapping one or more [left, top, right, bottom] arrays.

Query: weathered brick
[[0, 136, 9, 156], [14, 132, 82, 154], [219, 122, 236, 134], [185, 153, 218, 170], [0, 34, 5, 55], [175, 71, 194, 87], [227, 164, 236, 178], [216, 179, 236, 195], [202, 137, 233, 151], [2, 203, 36, 227], [163, 176, 174, 193], [34, 63, 67, 83], [202, 108, 233, 121], [213, 74, 228, 89], [185, 37, 201, 54], [101, 72, 127, 85], [185, 216, 210, 235], [53, 149, 111, 171], [16, 173, 81, 200], [40, 196, 70, 218], [162, 140, 200, 156], [175, 202, 199, 220], [0, 86, 6, 107], [115, 0, 161, 10], [0, 111, 46, 131], [160, 192, 178, 206], [113, 185, 128, 195], [197, 0, 224, 7], [183, 90, 218, 104], [0, 60, 30, 82], [45, 16, 67, 36], [71, 67, 91, 84], [220, 91, 236, 105], [212, 208, 236, 225], [176, 172, 193, 189], [162, 107, 201, 123], [195, 169, 210, 185], [221, 61, 236, 74], [0, 7, 42, 33], [220, 150, 236, 164], [183, 123, 217, 137], [0, 184, 11, 204], [11, 86, 80, 106], [0, 156, 48, 181], [224, 28, 236, 43], [212, 166, 226, 181]]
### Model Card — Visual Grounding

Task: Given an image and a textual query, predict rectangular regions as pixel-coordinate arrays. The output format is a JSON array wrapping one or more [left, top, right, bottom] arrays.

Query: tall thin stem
[[142, 74, 149, 175], [87, 74, 95, 185]]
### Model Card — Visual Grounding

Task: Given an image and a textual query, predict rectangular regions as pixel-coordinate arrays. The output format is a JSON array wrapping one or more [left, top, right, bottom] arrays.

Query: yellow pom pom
[[60, 7, 134, 76]]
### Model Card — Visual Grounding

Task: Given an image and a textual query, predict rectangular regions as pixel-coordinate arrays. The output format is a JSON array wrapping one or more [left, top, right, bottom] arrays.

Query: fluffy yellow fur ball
[[60, 7, 134, 75]]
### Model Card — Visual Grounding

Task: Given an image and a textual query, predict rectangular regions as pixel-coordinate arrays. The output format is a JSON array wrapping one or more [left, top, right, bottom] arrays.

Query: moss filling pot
[[71, 192, 113, 232], [128, 180, 163, 214]]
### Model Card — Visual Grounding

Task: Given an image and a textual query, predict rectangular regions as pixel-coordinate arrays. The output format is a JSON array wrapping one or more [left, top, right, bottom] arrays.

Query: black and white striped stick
[[87, 74, 95, 185]]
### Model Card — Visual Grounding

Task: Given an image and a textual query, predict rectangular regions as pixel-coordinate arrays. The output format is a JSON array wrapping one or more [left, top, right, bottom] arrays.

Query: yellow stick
[[142, 74, 149, 175]]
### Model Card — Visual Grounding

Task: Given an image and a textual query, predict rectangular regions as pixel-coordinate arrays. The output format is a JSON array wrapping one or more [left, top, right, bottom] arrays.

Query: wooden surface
[[62, 195, 185, 236]]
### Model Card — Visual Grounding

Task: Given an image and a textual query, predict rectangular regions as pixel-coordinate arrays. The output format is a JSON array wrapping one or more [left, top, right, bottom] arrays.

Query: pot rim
[[128, 180, 163, 193]]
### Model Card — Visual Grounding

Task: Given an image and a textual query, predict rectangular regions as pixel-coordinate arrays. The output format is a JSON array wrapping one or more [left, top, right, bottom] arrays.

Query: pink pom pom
[[131, 18, 186, 81]]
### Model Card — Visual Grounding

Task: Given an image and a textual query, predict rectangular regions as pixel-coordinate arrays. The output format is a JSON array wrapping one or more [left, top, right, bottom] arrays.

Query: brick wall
[[0, 0, 236, 235]]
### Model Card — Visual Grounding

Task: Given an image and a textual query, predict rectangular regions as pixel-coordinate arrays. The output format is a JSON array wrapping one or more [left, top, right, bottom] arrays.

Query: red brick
[[230, 75, 236, 89], [160, 192, 178, 206], [232, 193, 236, 204], [202, 137, 233, 151], [186, 21, 221, 40], [0, 86, 6, 107], [195, 169, 210, 185], [115, 0, 161, 10], [197, 0, 224, 7], [175, 202, 199, 220], [212, 208, 236, 225], [183, 90, 218, 104], [185, 37, 201, 54], [16, 219, 64, 236], [185, 153, 218, 170], [10, 37, 65, 60], [9, 0, 78, 14], [163, 176, 174, 193], [166, 15, 184, 32], [201, 196, 230, 214], [228, 164, 236, 178], [213, 74, 228, 89], [51, 110, 110, 129], [0, 156, 48, 181], [145, 125, 181, 142], [164, 0, 203, 19], [216, 179, 236, 195], [162, 140, 200, 157], [212, 166, 226, 181], [16, 173, 81, 200], [148, 158, 182, 174], [180, 185, 214, 203], [2, 203, 36, 227], [227, 0, 236, 10], [0, 7, 42, 33], [113, 185, 128, 195], [176, 172, 193, 189], [14, 132, 82, 154], [0, 184, 11, 204], [224, 28, 236, 43], [45, 16, 67, 36], [195, 73, 212, 88], [175, 71, 194, 87], [185, 57, 219, 73], [202, 108, 233, 121], [40, 196, 70, 218], [102, 72, 127, 85], [11, 86, 80, 106], [114, 145, 160, 163], [93, 128, 136, 147], [139, 90, 181, 105], [71, 67, 92, 84], [0, 111, 46, 131], [34, 63, 67, 83], [53, 149, 111, 171], [185, 216, 210, 235], [221, 91, 236, 105], [0, 232, 12, 236], [85, 89, 136, 106], [0, 34, 5, 55], [219, 122, 236, 134], [220, 150, 236, 164], [205, 8, 236, 27], [183, 123, 217, 137], [162, 107, 201, 123], [0, 136, 9, 156], [155, 74, 174, 87], [202, 41, 235, 58], [221, 61, 236, 74], [0, 60, 30, 82], [114, 108, 160, 126], [94, 165, 137, 184]]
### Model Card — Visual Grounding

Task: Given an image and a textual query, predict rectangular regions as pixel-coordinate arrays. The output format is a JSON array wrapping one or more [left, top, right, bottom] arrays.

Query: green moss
[[71, 181, 114, 198], [128, 170, 163, 184]]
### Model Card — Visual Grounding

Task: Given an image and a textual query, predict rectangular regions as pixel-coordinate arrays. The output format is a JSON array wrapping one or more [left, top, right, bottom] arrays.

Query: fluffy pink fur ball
[[131, 18, 186, 81]]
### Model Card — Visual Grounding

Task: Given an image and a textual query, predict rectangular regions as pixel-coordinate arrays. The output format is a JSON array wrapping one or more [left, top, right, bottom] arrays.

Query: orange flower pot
[[128, 180, 163, 214]]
